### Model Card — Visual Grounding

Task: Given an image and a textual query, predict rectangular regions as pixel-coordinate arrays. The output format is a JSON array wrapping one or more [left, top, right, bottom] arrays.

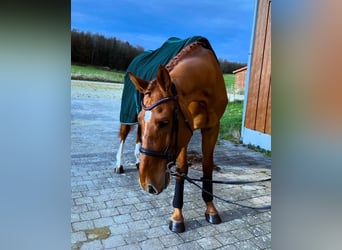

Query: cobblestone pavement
[[71, 81, 271, 250]]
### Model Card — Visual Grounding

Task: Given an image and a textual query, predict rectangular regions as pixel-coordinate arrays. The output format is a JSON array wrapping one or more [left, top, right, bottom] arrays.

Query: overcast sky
[[71, 0, 256, 63]]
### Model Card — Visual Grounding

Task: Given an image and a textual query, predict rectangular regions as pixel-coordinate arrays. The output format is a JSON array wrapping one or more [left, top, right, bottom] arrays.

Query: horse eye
[[158, 120, 169, 128]]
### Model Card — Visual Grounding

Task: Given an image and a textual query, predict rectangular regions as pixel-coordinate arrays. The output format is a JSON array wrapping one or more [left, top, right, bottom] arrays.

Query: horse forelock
[[143, 80, 166, 106]]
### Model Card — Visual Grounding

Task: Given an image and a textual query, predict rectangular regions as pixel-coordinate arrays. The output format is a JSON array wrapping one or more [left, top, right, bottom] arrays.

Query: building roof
[[233, 66, 247, 74]]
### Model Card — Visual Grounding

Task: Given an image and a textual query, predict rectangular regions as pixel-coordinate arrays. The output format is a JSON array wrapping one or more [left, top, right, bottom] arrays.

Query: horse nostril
[[147, 184, 158, 194]]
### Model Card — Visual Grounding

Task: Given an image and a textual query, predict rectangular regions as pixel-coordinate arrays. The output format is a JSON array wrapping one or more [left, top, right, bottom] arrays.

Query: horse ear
[[157, 65, 171, 92], [128, 72, 149, 93]]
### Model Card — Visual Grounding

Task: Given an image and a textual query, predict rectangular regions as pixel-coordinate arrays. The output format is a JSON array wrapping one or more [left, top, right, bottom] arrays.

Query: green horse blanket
[[119, 36, 215, 124]]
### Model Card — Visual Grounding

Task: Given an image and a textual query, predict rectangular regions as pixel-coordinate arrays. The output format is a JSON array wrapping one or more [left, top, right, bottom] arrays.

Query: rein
[[168, 166, 272, 210]]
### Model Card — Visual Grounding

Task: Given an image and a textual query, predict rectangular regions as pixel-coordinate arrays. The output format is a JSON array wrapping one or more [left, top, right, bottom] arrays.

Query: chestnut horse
[[128, 41, 228, 233]]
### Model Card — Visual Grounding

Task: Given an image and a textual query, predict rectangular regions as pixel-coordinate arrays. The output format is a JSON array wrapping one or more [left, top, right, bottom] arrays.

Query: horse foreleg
[[169, 147, 188, 233], [114, 124, 131, 174], [134, 123, 142, 169], [201, 125, 222, 224]]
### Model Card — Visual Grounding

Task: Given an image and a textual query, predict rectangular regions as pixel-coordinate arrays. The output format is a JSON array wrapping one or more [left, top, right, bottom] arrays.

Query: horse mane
[[165, 41, 205, 72]]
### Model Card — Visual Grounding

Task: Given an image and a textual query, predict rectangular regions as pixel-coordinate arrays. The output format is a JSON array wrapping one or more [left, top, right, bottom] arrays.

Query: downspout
[[241, 0, 259, 140]]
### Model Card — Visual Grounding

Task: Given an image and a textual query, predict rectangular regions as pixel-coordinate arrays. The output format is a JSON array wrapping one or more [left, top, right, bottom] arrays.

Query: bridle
[[139, 84, 192, 166]]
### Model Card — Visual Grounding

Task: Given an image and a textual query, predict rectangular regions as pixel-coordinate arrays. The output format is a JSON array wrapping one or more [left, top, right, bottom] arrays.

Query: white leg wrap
[[134, 142, 141, 164], [116, 141, 124, 167]]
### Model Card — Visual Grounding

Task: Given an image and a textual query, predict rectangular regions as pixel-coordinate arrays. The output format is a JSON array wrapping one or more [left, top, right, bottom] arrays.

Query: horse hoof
[[135, 163, 139, 170], [205, 213, 222, 224], [114, 166, 124, 174], [169, 220, 185, 233]]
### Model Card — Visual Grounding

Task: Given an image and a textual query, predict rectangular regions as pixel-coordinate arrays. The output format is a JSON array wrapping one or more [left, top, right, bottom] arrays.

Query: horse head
[[128, 65, 193, 194]]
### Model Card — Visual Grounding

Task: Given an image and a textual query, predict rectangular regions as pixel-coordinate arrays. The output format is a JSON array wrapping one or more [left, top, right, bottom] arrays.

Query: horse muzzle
[[141, 171, 170, 195]]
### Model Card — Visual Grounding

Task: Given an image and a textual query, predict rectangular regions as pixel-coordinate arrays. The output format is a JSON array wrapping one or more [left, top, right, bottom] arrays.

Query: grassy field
[[72, 64, 235, 86], [71, 64, 242, 142], [223, 73, 235, 89], [71, 65, 125, 83], [219, 101, 243, 142]]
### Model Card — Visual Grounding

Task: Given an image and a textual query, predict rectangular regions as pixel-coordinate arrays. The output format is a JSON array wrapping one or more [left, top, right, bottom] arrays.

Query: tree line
[[218, 59, 246, 74], [71, 29, 144, 71], [71, 29, 246, 73]]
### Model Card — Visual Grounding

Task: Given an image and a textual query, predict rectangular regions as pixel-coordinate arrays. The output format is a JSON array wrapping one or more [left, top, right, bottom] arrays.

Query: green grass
[[247, 144, 272, 157], [223, 74, 235, 89], [72, 65, 235, 88], [71, 65, 125, 83], [219, 101, 244, 143]]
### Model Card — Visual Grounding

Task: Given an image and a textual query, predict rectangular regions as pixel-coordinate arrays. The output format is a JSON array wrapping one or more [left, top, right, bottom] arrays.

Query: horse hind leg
[[201, 125, 222, 224], [134, 123, 142, 169], [114, 124, 131, 174]]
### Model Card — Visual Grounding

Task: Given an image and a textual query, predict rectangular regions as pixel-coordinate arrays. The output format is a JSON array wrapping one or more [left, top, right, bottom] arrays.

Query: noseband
[[139, 84, 192, 165]]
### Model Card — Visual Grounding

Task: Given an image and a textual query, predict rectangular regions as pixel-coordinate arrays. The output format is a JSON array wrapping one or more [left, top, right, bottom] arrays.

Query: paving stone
[[173, 241, 202, 249], [99, 207, 120, 217], [234, 239, 260, 250], [122, 230, 148, 244], [71, 213, 80, 223], [215, 218, 247, 233], [75, 196, 93, 205], [93, 193, 112, 202], [196, 236, 223, 249], [72, 220, 94, 231], [117, 204, 138, 214], [72, 191, 83, 199], [130, 210, 151, 221], [80, 210, 101, 221], [71, 231, 87, 244], [127, 219, 151, 231], [113, 214, 133, 223], [80, 240, 103, 250], [93, 217, 114, 227], [140, 238, 164, 250], [216, 244, 238, 250], [257, 211, 271, 222], [215, 231, 240, 245], [242, 215, 264, 226], [105, 199, 124, 209], [196, 225, 219, 238], [252, 233, 271, 249], [160, 233, 184, 247], [102, 235, 126, 248], [122, 196, 140, 205], [115, 244, 141, 250], [178, 229, 202, 242], [87, 201, 107, 211], [143, 226, 168, 239], [231, 228, 255, 241], [248, 222, 271, 237], [108, 223, 129, 235]]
